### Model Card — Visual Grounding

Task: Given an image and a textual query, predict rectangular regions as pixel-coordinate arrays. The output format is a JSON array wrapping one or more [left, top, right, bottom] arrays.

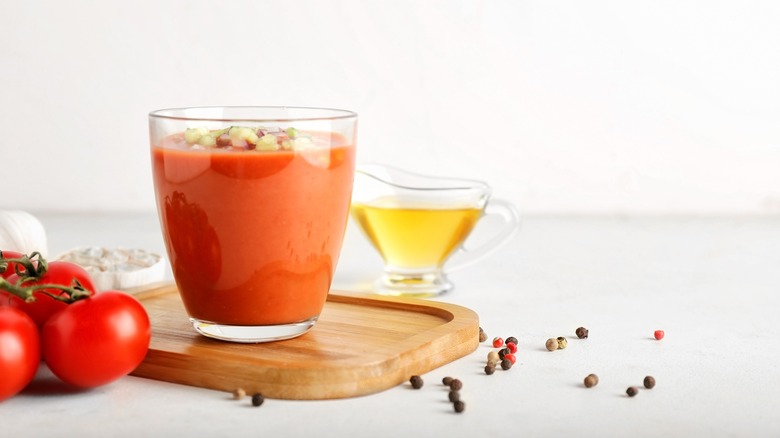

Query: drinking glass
[[149, 106, 357, 342]]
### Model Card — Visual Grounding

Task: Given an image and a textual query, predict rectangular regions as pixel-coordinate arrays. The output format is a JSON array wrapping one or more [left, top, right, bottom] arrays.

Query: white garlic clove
[[0, 210, 48, 257]]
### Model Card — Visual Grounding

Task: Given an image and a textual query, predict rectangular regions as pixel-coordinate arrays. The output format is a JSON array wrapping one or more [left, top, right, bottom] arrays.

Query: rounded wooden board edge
[[327, 289, 480, 322]]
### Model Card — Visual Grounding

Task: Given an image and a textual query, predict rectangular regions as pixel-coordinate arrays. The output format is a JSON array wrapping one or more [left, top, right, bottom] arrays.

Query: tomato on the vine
[[0, 307, 40, 402], [42, 291, 151, 388], [4, 261, 97, 330]]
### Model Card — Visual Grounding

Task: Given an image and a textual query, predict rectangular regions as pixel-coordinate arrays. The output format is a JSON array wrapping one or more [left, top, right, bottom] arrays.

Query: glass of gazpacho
[[149, 107, 357, 343]]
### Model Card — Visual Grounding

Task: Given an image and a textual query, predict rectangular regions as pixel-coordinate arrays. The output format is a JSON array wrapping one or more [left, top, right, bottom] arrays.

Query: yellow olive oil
[[350, 200, 482, 268]]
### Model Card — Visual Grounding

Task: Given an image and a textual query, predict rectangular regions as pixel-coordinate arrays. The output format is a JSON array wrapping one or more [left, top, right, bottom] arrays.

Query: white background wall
[[1, 0, 778, 215]]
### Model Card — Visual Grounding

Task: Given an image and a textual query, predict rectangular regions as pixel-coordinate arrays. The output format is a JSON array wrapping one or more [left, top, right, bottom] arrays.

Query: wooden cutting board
[[129, 283, 479, 400]]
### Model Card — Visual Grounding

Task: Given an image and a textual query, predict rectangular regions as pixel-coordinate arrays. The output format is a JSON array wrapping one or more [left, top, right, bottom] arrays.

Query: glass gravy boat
[[350, 164, 520, 297]]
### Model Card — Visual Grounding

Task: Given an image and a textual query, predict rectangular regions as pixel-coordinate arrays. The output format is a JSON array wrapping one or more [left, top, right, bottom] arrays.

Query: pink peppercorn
[[506, 342, 517, 354], [492, 337, 504, 348], [654, 330, 665, 340]]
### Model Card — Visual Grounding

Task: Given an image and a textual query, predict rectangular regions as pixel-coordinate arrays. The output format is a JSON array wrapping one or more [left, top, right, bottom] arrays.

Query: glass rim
[[148, 106, 357, 123], [356, 163, 491, 193]]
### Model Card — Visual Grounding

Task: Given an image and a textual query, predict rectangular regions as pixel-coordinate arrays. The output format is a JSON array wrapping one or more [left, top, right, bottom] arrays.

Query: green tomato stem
[[0, 277, 89, 304], [0, 251, 48, 278], [0, 252, 87, 304]]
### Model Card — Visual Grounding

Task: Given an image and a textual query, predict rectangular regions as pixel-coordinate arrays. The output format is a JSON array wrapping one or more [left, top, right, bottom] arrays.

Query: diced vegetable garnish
[[179, 125, 320, 152], [256, 134, 279, 151]]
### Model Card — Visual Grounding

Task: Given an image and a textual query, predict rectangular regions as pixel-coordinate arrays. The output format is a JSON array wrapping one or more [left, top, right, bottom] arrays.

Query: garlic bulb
[[0, 210, 48, 257]]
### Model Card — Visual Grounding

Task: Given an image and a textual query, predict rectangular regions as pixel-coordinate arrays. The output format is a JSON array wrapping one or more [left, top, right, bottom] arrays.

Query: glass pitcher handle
[[447, 198, 521, 273]]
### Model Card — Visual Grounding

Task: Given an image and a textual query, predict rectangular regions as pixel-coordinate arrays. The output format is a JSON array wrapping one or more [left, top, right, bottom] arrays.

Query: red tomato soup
[[152, 134, 356, 325]]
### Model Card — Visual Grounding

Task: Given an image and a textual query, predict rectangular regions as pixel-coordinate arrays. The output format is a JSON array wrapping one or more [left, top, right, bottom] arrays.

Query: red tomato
[[5, 261, 97, 330], [0, 250, 25, 279], [0, 307, 40, 402], [42, 291, 150, 388]]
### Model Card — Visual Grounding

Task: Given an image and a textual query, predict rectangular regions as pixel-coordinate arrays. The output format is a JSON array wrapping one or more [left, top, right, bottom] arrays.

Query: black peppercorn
[[583, 374, 598, 388], [449, 379, 463, 391], [478, 327, 488, 343], [500, 358, 512, 370], [251, 393, 265, 407], [484, 364, 495, 375], [410, 375, 423, 389], [448, 390, 460, 402], [442, 376, 453, 386], [506, 336, 518, 345], [643, 376, 656, 389], [498, 347, 510, 360], [453, 400, 465, 413], [575, 327, 589, 339], [626, 386, 638, 397]]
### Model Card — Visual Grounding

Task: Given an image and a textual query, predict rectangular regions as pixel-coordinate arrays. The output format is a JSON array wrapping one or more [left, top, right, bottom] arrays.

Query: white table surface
[[3, 213, 779, 437]]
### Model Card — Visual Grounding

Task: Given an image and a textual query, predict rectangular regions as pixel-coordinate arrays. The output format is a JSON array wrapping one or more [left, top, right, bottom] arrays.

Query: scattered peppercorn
[[504, 353, 516, 365], [442, 376, 453, 386], [506, 336, 518, 345], [232, 388, 246, 400], [583, 374, 599, 388], [410, 375, 424, 389], [654, 330, 665, 340], [450, 379, 463, 391], [626, 387, 638, 397], [506, 342, 518, 354], [501, 358, 513, 370], [575, 327, 589, 339], [492, 337, 504, 348], [487, 351, 500, 364], [484, 364, 496, 375], [556, 336, 567, 349], [453, 400, 465, 413], [498, 347, 510, 360], [643, 376, 656, 389], [545, 338, 558, 351], [448, 390, 461, 402], [479, 331, 488, 343], [251, 393, 265, 406]]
